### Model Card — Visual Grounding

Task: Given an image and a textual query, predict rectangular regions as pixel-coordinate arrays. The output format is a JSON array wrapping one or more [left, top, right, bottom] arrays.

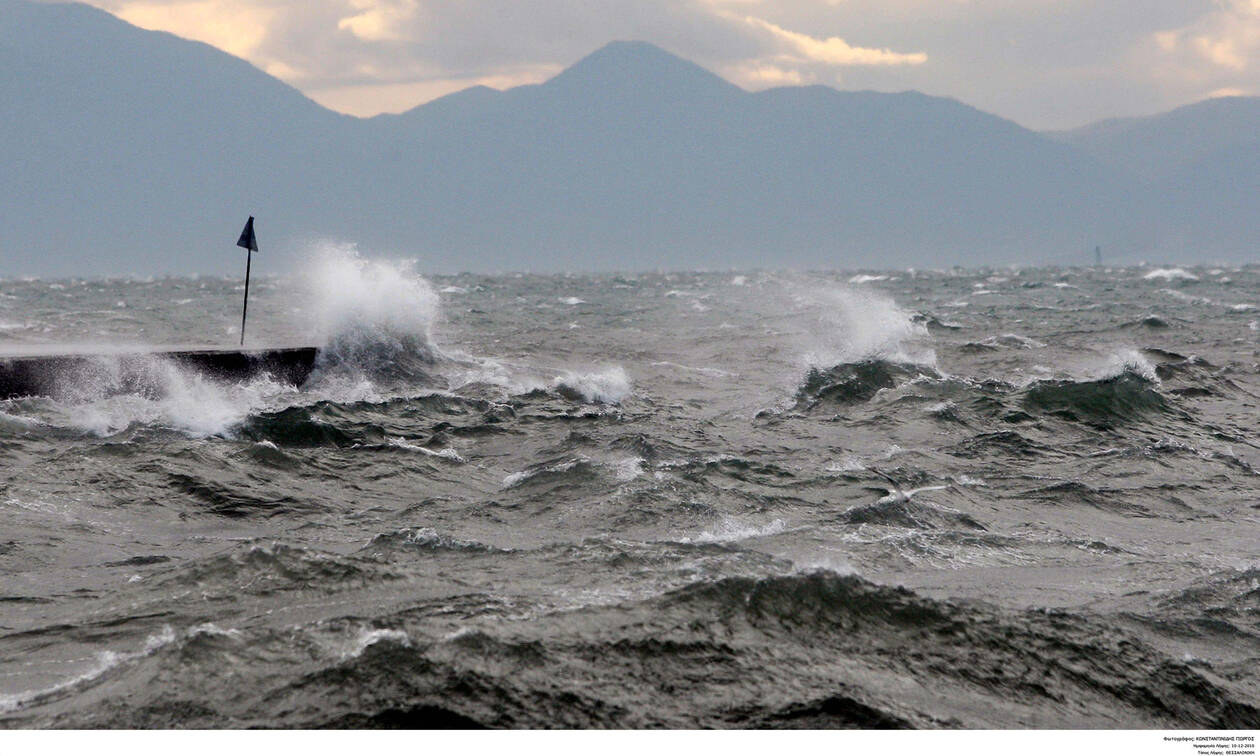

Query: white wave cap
[[686, 517, 789, 544], [1143, 268, 1199, 281], [553, 366, 631, 404], [1096, 348, 1160, 383]]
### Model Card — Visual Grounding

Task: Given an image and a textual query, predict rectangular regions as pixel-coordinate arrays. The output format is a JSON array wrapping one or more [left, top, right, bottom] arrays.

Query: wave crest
[[552, 366, 631, 405], [797, 359, 940, 407], [304, 243, 441, 384], [1023, 369, 1167, 425]]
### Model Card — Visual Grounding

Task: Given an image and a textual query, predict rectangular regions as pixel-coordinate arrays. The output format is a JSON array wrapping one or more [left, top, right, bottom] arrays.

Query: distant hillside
[[1, 1, 1254, 275], [339, 40, 1133, 272], [1055, 97, 1260, 181], [1056, 98, 1260, 260], [0, 0, 359, 275]]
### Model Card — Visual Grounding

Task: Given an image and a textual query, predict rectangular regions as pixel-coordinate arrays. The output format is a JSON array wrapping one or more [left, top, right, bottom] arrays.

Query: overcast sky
[[63, 0, 1260, 129]]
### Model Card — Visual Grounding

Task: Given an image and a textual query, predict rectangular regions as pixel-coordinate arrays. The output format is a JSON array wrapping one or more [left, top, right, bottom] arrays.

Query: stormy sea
[[2, 247, 1259, 729]]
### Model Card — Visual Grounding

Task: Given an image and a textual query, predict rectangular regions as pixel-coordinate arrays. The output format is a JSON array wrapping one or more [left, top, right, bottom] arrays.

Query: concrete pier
[[0, 346, 319, 401]]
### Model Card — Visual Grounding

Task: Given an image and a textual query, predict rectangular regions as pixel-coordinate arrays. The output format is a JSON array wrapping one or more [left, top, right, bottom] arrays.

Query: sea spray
[[766, 281, 938, 408], [3, 243, 446, 435], [302, 242, 442, 384], [38, 354, 294, 438], [1095, 348, 1160, 383], [789, 283, 936, 370]]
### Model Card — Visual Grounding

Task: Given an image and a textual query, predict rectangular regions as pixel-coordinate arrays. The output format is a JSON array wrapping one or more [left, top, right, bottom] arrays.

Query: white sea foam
[[1159, 288, 1212, 305], [685, 517, 788, 544], [502, 470, 534, 488], [0, 410, 41, 430], [502, 457, 584, 489], [793, 557, 858, 575], [6, 243, 442, 437], [608, 456, 645, 482], [650, 361, 734, 378], [552, 366, 631, 404], [502, 455, 638, 488], [340, 628, 410, 660], [825, 456, 866, 473], [1144, 268, 1199, 281], [982, 333, 1046, 350], [57, 358, 295, 438], [386, 436, 465, 462], [188, 623, 243, 640], [467, 363, 544, 395]]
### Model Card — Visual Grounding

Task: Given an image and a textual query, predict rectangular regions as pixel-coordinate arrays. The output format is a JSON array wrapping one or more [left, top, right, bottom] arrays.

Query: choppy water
[[1, 249, 1259, 728]]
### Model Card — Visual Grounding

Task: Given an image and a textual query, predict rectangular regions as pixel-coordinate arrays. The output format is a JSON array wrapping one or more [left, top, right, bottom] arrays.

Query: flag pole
[[240, 248, 252, 347], [235, 216, 258, 348]]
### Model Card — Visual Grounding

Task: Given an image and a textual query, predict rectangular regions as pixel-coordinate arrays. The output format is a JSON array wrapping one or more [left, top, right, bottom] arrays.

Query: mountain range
[[2, 0, 1256, 275]]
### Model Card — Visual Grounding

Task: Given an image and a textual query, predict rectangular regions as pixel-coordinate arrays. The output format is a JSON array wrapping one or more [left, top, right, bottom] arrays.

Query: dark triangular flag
[[236, 216, 258, 252]]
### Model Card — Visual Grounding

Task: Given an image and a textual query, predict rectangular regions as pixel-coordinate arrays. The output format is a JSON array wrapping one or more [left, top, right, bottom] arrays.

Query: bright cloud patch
[[337, 0, 417, 42], [1152, 1, 1260, 77], [727, 62, 806, 87], [745, 16, 927, 67]]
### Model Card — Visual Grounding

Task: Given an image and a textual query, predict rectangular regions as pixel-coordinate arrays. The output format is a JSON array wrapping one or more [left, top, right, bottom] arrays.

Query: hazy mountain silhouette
[[1056, 97, 1260, 181], [1, 1, 1253, 275], [1, 0, 356, 275], [1057, 97, 1260, 260]]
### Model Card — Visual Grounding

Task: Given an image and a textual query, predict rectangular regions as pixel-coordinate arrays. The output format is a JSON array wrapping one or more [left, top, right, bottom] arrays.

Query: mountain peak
[[545, 40, 741, 99]]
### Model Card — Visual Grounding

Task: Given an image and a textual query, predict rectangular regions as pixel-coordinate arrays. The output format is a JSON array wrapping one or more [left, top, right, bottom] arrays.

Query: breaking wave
[[17, 355, 294, 438], [772, 285, 941, 410], [796, 285, 936, 369], [552, 366, 631, 405], [1143, 268, 1199, 282], [796, 360, 940, 408], [303, 243, 442, 385], [1022, 353, 1168, 425]]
